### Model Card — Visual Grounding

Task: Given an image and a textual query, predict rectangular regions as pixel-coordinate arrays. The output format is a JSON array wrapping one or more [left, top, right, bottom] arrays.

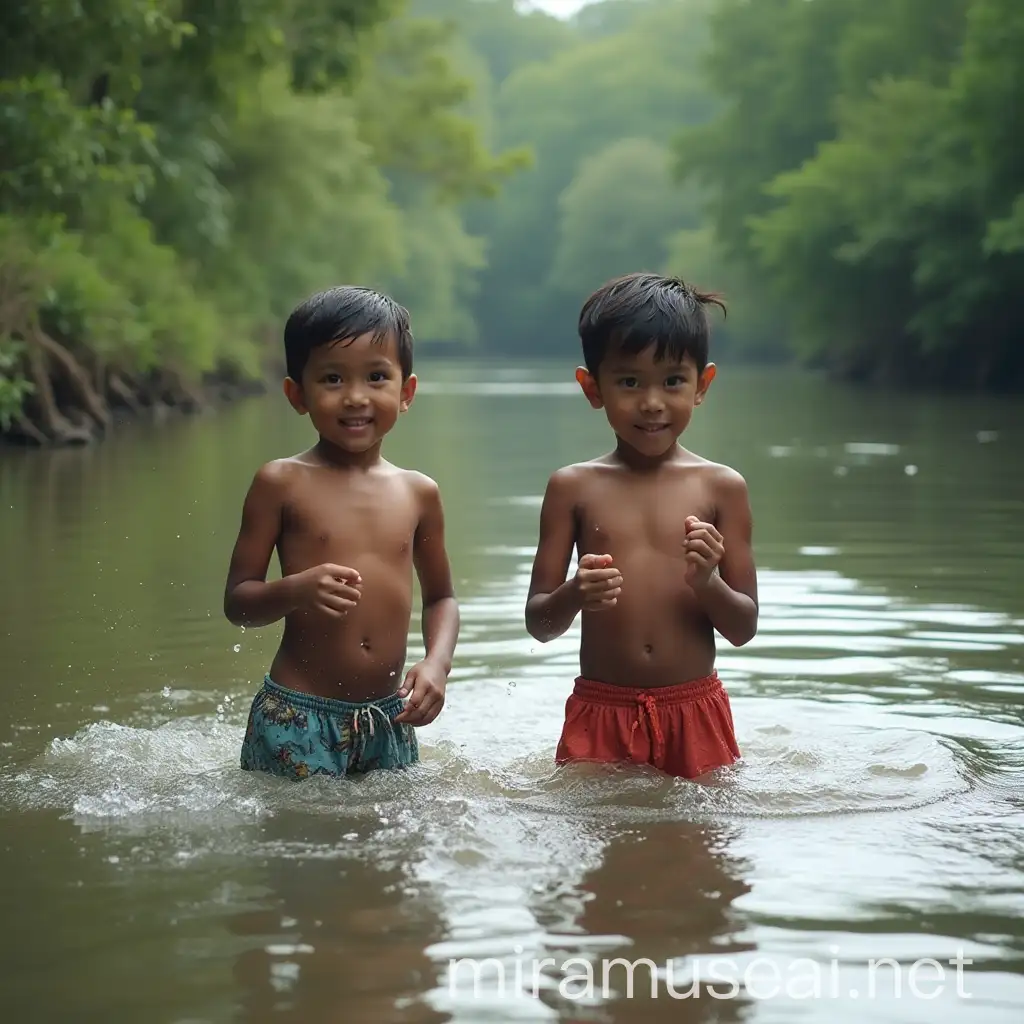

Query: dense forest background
[[2, 0, 1021, 442]]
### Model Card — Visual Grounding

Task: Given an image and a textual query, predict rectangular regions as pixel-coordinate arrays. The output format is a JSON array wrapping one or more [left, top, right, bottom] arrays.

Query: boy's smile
[[283, 331, 416, 459]]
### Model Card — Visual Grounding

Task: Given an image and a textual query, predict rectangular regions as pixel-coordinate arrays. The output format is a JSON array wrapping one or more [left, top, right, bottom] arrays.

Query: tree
[[549, 138, 700, 297], [674, 0, 1023, 388], [0, 0, 523, 441]]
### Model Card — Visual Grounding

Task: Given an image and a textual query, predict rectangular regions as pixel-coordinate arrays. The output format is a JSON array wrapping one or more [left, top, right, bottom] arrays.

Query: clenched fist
[[575, 553, 622, 611], [290, 563, 362, 618]]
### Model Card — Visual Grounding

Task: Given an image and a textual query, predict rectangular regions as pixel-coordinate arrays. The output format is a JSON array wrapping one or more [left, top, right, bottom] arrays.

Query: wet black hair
[[284, 285, 413, 382], [578, 272, 726, 377]]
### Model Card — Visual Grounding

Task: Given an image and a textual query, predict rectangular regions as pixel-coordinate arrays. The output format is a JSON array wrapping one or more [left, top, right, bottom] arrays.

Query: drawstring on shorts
[[353, 703, 402, 766], [628, 693, 666, 765]]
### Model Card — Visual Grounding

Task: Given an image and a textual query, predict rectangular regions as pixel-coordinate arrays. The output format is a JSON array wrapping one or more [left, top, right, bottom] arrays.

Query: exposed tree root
[[33, 329, 111, 430], [2, 344, 265, 447]]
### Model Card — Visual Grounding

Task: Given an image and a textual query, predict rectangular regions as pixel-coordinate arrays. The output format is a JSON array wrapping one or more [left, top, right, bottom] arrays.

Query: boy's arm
[[223, 464, 298, 627], [396, 477, 459, 726], [525, 469, 584, 643], [686, 468, 759, 646]]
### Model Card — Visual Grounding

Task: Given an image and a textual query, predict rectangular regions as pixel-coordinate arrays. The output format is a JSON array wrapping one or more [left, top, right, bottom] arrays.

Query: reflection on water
[[1, 362, 1023, 1022]]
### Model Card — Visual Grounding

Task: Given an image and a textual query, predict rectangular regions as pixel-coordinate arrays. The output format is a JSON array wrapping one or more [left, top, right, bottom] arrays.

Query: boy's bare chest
[[577, 478, 713, 554], [283, 483, 417, 553]]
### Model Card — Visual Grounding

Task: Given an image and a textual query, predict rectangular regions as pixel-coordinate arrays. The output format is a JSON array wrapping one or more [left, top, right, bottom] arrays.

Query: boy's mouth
[[340, 417, 373, 429], [636, 423, 670, 434]]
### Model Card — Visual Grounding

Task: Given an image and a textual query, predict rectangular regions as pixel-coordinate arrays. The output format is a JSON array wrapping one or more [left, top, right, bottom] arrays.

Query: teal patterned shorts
[[240, 676, 419, 780]]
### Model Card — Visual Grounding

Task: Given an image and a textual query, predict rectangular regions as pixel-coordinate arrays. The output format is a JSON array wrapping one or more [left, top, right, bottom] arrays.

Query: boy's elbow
[[224, 597, 246, 628], [526, 621, 551, 644], [223, 583, 252, 627], [725, 629, 756, 648], [524, 603, 552, 643], [727, 608, 759, 647]]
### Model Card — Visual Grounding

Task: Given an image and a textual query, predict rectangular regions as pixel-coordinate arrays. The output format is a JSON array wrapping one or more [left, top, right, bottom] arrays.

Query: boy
[[525, 272, 757, 779], [224, 286, 459, 780]]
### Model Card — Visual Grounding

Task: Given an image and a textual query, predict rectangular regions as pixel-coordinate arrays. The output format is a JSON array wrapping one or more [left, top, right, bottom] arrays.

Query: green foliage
[[549, 138, 698, 297], [0, 341, 33, 429], [0, 75, 153, 213], [414, 0, 572, 88], [677, 0, 1024, 387], [0, 0, 524, 433], [665, 227, 786, 364], [470, 0, 720, 352]]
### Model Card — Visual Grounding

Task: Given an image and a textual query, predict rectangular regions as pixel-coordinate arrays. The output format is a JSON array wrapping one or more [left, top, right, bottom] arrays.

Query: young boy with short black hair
[[525, 272, 757, 779], [225, 286, 459, 779]]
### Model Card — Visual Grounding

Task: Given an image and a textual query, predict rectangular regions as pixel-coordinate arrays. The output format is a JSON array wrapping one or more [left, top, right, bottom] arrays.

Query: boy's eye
[[368, 370, 389, 382], [665, 375, 685, 387], [322, 373, 342, 384], [618, 377, 638, 388]]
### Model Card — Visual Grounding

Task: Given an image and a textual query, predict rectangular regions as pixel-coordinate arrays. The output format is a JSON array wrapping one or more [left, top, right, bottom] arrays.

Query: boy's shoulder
[[389, 463, 442, 502], [542, 457, 612, 493], [246, 454, 308, 491], [676, 451, 750, 490]]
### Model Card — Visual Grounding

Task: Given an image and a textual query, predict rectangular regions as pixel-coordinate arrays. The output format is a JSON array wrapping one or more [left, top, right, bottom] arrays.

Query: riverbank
[[1, 352, 267, 447]]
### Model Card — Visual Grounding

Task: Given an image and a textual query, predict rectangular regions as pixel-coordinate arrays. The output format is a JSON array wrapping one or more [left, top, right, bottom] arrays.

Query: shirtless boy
[[525, 272, 758, 779], [224, 286, 459, 780]]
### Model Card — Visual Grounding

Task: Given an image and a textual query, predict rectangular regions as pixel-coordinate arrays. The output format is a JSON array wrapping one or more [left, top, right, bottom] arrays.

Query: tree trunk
[[33, 329, 111, 429]]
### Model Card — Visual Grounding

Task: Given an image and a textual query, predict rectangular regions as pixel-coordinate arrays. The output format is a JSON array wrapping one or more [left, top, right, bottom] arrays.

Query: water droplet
[[904, 464, 918, 476], [380, 817, 390, 825], [216, 704, 224, 714], [509, 681, 516, 688], [108, 856, 120, 865], [240, 625, 246, 633], [161, 686, 171, 698], [233, 644, 241, 653]]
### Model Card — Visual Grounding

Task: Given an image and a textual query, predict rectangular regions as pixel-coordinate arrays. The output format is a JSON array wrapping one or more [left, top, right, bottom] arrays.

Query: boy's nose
[[639, 390, 664, 411]]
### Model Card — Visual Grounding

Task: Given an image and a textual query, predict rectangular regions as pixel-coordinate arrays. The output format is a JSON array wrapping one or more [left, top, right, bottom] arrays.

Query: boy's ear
[[694, 363, 716, 406], [575, 366, 603, 409], [400, 373, 417, 412], [283, 376, 307, 414]]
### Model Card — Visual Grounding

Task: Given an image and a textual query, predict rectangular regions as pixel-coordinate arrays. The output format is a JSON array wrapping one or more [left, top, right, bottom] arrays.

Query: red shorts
[[555, 673, 740, 779]]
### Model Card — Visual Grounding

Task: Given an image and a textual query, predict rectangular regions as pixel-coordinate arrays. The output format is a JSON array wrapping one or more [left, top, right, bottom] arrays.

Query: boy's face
[[283, 331, 415, 454], [576, 343, 715, 457]]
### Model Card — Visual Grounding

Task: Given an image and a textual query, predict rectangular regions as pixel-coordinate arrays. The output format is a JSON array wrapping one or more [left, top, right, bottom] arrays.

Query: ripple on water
[[0, 694, 971, 843]]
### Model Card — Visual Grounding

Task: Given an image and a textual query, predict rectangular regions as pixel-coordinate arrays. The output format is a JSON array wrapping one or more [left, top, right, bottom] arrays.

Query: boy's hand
[[575, 553, 622, 611], [395, 660, 446, 726], [684, 516, 724, 589], [291, 563, 362, 617]]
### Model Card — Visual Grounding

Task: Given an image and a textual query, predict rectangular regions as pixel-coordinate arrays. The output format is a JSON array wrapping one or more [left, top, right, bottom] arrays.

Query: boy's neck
[[313, 436, 383, 470], [612, 435, 687, 471]]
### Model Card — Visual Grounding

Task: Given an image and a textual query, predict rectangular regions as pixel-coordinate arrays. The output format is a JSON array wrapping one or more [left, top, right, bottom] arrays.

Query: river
[[1, 360, 1022, 1022]]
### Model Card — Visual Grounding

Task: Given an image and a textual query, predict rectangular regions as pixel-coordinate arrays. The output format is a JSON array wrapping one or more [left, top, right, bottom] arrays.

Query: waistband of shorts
[[262, 675, 404, 716], [572, 673, 723, 707]]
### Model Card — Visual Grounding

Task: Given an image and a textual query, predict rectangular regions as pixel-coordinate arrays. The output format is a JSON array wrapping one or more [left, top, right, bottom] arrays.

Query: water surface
[[1, 361, 1022, 1022]]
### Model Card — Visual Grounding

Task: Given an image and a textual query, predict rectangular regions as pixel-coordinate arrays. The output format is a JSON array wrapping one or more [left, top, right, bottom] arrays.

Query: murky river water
[[1, 361, 1022, 1022]]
